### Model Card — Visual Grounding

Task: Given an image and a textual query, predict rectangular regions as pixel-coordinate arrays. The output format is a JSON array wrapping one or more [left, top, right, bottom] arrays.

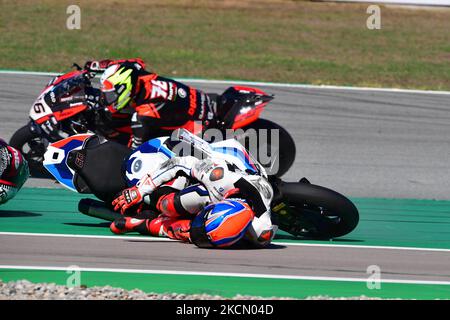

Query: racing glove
[[84, 60, 112, 73], [112, 186, 144, 214], [112, 156, 196, 213], [84, 87, 103, 111]]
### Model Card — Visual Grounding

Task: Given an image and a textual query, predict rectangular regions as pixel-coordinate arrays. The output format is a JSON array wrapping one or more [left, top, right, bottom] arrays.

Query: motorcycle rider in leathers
[[85, 59, 217, 149], [0, 139, 29, 205], [110, 153, 278, 248]]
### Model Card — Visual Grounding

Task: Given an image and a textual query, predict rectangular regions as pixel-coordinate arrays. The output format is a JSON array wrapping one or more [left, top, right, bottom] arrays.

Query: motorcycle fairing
[[123, 137, 175, 186], [123, 131, 262, 188], [29, 86, 54, 123], [44, 129, 264, 198], [30, 71, 89, 125], [211, 145, 258, 175], [43, 134, 94, 191], [218, 86, 273, 129]]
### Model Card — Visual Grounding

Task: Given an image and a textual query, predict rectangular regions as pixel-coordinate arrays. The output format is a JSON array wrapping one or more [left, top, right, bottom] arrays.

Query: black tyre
[[276, 181, 359, 238], [9, 125, 51, 178], [239, 118, 296, 177]]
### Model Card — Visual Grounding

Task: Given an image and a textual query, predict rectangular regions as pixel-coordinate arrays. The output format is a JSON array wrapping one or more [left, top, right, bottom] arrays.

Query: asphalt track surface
[[1, 234, 449, 282], [0, 73, 450, 297]]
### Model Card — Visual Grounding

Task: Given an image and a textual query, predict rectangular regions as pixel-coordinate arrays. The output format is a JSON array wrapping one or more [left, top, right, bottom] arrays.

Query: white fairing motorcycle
[[43, 129, 359, 239]]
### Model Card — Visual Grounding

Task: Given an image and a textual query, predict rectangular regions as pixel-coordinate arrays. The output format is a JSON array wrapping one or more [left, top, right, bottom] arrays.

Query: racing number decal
[[33, 103, 46, 114], [29, 100, 52, 121], [150, 80, 169, 99]]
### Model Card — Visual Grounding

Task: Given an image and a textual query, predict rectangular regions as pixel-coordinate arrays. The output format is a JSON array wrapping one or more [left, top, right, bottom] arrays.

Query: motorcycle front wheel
[[275, 181, 359, 239], [9, 124, 51, 179]]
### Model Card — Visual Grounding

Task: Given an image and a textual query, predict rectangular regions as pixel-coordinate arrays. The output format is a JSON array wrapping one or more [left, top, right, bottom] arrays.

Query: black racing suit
[[91, 59, 218, 149], [128, 70, 217, 148]]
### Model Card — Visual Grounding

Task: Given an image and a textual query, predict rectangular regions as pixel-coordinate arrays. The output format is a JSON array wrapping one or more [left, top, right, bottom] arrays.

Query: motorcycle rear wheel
[[238, 118, 296, 177], [275, 181, 359, 239]]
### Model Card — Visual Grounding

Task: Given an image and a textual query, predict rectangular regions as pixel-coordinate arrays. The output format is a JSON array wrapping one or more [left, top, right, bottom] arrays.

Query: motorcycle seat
[[67, 135, 132, 202]]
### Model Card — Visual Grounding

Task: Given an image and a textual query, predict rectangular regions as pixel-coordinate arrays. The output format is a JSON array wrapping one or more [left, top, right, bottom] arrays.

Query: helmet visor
[[103, 90, 119, 107]]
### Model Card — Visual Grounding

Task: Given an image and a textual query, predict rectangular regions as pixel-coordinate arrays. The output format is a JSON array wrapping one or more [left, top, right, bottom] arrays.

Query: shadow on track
[[123, 239, 287, 250], [189, 242, 287, 250], [0, 210, 42, 218], [274, 234, 363, 243], [64, 222, 111, 228]]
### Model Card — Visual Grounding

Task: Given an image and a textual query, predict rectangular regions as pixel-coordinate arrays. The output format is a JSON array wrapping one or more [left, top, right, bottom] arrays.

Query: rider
[[0, 139, 29, 205], [84, 59, 217, 149], [110, 154, 277, 248]]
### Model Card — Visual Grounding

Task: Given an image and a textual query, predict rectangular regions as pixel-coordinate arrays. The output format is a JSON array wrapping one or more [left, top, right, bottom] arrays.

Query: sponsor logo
[[198, 94, 206, 119], [11, 149, 20, 170], [188, 88, 197, 116], [50, 91, 56, 103], [0, 147, 10, 176], [177, 88, 187, 98], [209, 167, 224, 181], [133, 159, 142, 173], [74, 152, 85, 168]]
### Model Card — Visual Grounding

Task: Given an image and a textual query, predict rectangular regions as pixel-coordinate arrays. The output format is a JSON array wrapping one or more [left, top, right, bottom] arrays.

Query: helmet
[[100, 62, 141, 111], [190, 199, 255, 248]]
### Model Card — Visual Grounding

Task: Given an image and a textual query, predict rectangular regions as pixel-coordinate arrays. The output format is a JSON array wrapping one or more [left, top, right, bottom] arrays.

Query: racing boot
[[110, 211, 158, 235], [110, 217, 151, 235], [144, 214, 191, 242], [110, 214, 191, 243], [166, 219, 191, 242]]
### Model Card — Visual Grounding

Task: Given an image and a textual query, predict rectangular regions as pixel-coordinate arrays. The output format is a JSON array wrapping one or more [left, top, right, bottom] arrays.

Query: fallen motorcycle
[[43, 129, 359, 240]]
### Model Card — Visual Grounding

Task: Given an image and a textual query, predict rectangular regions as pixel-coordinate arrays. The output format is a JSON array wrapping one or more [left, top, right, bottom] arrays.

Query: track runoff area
[[0, 71, 450, 299]]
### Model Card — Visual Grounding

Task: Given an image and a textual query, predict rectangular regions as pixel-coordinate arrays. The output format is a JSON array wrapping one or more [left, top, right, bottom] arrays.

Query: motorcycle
[[42, 129, 359, 240], [9, 65, 132, 178], [9, 64, 296, 178]]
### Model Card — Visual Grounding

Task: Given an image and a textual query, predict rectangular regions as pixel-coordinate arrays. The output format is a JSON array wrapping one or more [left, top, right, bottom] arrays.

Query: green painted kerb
[[0, 269, 449, 299]]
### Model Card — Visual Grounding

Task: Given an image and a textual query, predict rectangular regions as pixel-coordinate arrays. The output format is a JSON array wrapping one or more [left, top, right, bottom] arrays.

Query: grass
[[1, 0, 450, 89]]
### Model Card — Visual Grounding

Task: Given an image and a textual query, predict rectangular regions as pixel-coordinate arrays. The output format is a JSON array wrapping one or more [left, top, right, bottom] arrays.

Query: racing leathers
[[111, 156, 277, 247], [129, 72, 217, 148], [89, 59, 217, 149], [0, 139, 29, 205]]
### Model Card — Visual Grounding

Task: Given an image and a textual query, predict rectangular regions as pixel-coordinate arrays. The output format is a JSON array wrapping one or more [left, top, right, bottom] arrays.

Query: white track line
[[0, 70, 59, 76], [273, 241, 450, 252], [0, 265, 449, 286], [0, 231, 174, 242], [1, 231, 450, 253], [1, 69, 450, 95]]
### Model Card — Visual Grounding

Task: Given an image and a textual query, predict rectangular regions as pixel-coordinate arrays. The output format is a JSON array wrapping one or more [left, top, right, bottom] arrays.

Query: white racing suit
[[132, 155, 278, 247]]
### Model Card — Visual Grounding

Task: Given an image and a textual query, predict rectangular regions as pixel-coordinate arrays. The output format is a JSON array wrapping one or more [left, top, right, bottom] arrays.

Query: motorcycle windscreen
[[211, 139, 260, 175], [43, 134, 94, 192]]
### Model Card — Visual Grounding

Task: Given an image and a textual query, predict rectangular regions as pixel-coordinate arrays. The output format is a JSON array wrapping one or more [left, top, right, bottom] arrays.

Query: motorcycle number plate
[[30, 87, 53, 121], [29, 95, 53, 121]]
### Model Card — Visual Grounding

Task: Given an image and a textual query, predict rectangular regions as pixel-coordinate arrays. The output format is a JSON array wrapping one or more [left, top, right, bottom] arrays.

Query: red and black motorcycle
[[10, 65, 132, 178], [10, 64, 296, 178]]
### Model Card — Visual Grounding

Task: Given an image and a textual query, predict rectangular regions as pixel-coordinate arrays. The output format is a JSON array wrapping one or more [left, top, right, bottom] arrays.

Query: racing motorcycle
[[9, 65, 132, 178], [9, 64, 296, 178], [42, 129, 359, 240]]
